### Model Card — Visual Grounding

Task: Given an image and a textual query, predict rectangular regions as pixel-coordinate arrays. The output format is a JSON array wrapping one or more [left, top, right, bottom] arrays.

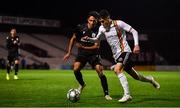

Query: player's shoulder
[[75, 23, 87, 32], [99, 25, 104, 30], [99, 25, 106, 32], [77, 23, 87, 29], [113, 20, 123, 24]]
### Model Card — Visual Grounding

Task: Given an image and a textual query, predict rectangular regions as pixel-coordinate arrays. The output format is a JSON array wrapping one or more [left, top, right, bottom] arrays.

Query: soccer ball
[[67, 88, 80, 103]]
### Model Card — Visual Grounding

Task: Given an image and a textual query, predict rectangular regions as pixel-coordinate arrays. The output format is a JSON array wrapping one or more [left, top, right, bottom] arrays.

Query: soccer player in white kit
[[83, 9, 160, 103]]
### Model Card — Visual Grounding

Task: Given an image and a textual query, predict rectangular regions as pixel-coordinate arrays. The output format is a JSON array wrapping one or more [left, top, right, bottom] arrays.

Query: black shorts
[[75, 54, 101, 68], [116, 52, 134, 69], [7, 52, 19, 64]]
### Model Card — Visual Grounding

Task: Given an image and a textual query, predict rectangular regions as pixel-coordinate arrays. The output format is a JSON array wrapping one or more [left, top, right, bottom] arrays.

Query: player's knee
[[114, 66, 122, 74], [73, 65, 81, 72], [95, 65, 104, 76], [95, 65, 102, 71]]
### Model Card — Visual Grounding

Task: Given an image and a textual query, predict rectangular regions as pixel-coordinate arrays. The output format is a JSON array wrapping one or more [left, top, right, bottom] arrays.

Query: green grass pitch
[[0, 69, 180, 107]]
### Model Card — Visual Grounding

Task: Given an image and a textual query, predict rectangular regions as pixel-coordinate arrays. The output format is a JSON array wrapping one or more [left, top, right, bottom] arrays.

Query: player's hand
[[82, 36, 89, 40], [133, 45, 140, 54], [63, 53, 70, 62]]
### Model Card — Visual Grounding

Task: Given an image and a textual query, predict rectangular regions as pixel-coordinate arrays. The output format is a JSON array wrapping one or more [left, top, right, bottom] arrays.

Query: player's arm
[[6, 37, 12, 49], [118, 20, 140, 54], [63, 34, 76, 61], [16, 36, 20, 46], [82, 27, 103, 42]]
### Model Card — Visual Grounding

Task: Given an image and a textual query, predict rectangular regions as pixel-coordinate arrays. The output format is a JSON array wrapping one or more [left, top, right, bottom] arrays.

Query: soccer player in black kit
[[63, 11, 112, 100], [6, 28, 20, 80]]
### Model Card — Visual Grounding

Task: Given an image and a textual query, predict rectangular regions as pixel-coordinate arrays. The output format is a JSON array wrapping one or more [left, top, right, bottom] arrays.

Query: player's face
[[99, 18, 110, 28], [87, 16, 97, 28], [10, 29, 17, 37]]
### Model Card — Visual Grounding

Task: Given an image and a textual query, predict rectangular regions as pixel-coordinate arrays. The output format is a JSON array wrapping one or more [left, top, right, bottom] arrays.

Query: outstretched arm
[[82, 27, 103, 42], [63, 34, 76, 61], [118, 20, 140, 54], [129, 28, 140, 54]]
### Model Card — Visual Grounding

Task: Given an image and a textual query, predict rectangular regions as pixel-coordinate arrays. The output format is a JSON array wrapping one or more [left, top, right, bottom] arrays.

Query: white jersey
[[96, 20, 139, 61]]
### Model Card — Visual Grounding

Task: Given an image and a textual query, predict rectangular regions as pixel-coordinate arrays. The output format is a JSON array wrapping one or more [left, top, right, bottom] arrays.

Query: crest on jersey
[[92, 33, 96, 38]]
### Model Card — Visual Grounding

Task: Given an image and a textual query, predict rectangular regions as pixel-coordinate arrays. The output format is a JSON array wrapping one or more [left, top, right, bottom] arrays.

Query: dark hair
[[87, 11, 100, 19], [99, 9, 110, 19]]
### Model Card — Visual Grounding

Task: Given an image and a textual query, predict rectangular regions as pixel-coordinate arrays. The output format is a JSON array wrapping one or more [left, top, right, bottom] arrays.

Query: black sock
[[100, 75, 109, 96], [15, 64, 19, 75], [7, 65, 10, 74], [74, 71, 85, 86]]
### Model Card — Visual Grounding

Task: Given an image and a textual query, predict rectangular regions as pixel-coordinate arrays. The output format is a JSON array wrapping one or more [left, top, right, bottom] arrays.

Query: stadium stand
[[0, 32, 112, 69]]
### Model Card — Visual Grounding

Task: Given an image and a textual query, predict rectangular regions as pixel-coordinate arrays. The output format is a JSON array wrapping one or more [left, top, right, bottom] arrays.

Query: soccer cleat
[[149, 76, 160, 89], [77, 83, 86, 94], [6, 74, 10, 80], [118, 95, 132, 103], [105, 95, 112, 100], [14, 75, 19, 80]]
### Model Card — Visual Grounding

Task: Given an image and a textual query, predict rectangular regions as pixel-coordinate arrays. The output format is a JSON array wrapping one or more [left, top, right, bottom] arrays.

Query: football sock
[[15, 64, 19, 75], [74, 71, 85, 86], [117, 73, 130, 96], [99, 75, 109, 96], [7, 64, 10, 74]]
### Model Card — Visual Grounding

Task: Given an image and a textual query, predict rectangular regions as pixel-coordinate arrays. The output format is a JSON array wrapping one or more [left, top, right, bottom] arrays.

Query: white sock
[[117, 73, 130, 96]]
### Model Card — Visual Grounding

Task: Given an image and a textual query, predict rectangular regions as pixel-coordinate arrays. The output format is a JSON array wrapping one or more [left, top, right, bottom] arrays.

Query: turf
[[0, 69, 180, 107]]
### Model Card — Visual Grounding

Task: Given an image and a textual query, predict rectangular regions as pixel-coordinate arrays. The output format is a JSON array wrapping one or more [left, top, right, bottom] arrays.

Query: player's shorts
[[116, 52, 134, 69], [7, 52, 19, 64], [75, 54, 102, 68]]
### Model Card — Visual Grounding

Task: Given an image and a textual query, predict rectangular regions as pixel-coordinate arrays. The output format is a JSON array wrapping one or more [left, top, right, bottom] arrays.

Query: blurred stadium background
[[0, 0, 179, 70]]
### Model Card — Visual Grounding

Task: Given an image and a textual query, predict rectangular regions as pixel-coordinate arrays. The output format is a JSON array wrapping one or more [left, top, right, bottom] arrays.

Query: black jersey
[[6, 35, 20, 55], [74, 23, 99, 55]]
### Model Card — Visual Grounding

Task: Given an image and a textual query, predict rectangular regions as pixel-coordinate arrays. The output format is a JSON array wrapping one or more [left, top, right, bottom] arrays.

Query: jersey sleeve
[[117, 20, 139, 45], [6, 36, 12, 49], [117, 20, 132, 32], [16, 36, 20, 46]]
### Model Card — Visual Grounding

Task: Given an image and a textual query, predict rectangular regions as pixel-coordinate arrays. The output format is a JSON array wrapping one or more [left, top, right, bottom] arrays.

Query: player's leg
[[14, 59, 19, 80], [73, 57, 86, 93], [6, 61, 11, 80], [89, 55, 112, 99], [123, 52, 160, 89], [124, 67, 160, 89], [6, 56, 12, 80], [114, 63, 132, 103], [95, 64, 112, 100]]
